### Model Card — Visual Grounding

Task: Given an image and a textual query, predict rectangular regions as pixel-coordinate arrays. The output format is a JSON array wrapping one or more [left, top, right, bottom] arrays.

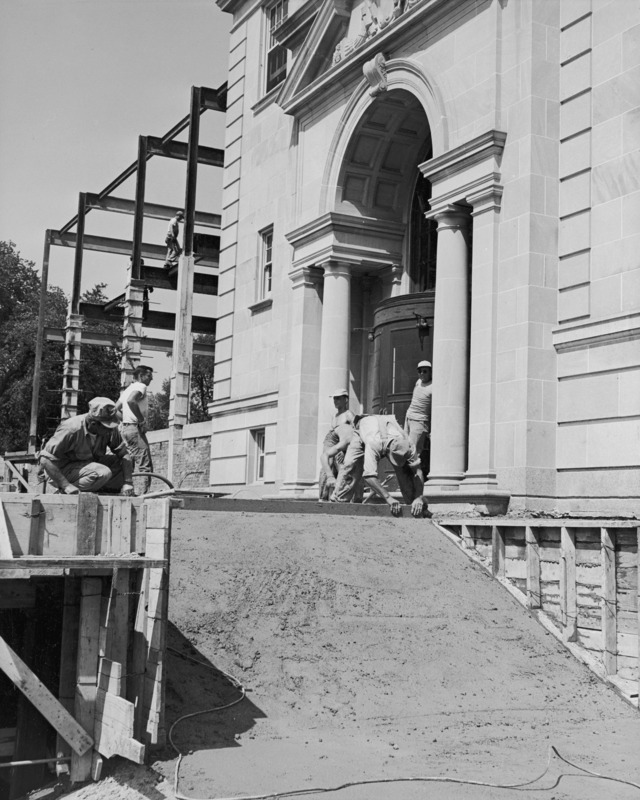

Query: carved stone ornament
[[332, 0, 406, 65], [363, 53, 387, 97]]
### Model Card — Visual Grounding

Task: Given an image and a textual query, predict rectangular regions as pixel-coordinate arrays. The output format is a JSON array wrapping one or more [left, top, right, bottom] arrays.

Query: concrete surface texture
[[60, 510, 640, 800]]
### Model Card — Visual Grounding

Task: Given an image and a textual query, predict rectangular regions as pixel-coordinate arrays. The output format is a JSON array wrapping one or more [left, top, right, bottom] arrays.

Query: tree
[[147, 378, 171, 431], [0, 242, 67, 452], [0, 242, 123, 453]]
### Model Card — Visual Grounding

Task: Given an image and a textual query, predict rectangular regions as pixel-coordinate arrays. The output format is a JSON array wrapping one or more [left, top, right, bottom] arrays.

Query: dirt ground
[[58, 508, 640, 800]]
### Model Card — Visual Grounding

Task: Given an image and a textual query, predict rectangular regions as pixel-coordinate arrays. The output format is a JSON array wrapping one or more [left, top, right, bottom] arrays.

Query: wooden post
[[491, 525, 505, 578], [601, 527, 617, 676], [141, 498, 171, 745], [460, 523, 473, 550], [637, 527, 640, 700], [70, 193, 87, 316], [104, 569, 132, 696], [560, 526, 577, 642], [57, 578, 81, 772], [29, 230, 51, 452], [525, 525, 541, 608], [71, 577, 102, 782]]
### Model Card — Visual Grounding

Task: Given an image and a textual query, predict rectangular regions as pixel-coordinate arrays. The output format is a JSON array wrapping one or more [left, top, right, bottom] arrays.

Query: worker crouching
[[39, 397, 134, 496]]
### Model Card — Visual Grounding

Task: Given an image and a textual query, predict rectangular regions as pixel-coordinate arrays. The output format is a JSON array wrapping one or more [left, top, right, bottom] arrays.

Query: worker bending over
[[331, 414, 426, 517], [39, 397, 134, 496]]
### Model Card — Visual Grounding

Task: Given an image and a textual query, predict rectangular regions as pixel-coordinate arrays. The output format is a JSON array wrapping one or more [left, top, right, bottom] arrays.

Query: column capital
[[318, 259, 353, 278], [425, 203, 469, 231], [289, 265, 323, 289]]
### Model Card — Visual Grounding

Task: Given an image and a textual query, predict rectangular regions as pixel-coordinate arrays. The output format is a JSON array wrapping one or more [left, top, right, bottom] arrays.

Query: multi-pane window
[[251, 428, 266, 481], [266, 0, 288, 93], [259, 228, 273, 299]]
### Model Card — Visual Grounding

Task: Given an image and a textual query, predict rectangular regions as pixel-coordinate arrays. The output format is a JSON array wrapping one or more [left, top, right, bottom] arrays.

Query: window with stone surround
[[259, 226, 273, 300], [265, 0, 288, 93], [249, 428, 266, 482]]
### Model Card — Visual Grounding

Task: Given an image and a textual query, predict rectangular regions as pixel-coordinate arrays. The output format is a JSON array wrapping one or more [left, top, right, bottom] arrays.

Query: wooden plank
[[3, 460, 31, 492], [98, 659, 123, 695], [107, 570, 131, 693], [0, 501, 14, 558], [525, 525, 541, 609], [27, 498, 43, 555], [75, 494, 99, 556], [57, 578, 80, 766], [637, 527, 640, 698], [491, 525, 505, 578], [0, 635, 92, 756], [561, 526, 578, 642], [94, 722, 144, 763], [0, 556, 166, 570], [71, 577, 102, 782], [130, 570, 149, 741], [602, 527, 617, 675]]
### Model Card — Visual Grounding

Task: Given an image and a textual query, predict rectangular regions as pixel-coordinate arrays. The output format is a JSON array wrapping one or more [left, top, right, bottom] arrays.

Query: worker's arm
[[39, 458, 79, 494], [320, 441, 346, 485], [364, 475, 402, 516]]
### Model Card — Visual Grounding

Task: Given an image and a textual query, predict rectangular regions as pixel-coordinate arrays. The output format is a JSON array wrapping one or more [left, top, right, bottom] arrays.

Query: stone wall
[[147, 421, 212, 489]]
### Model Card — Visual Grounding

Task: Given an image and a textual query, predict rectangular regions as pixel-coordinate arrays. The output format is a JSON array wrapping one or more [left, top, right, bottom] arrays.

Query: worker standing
[[405, 360, 432, 473], [318, 389, 355, 500], [117, 365, 154, 494], [164, 209, 184, 268]]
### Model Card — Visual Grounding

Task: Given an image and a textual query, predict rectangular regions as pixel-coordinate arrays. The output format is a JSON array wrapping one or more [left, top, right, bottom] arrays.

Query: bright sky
[[0, 0, 231, 379]]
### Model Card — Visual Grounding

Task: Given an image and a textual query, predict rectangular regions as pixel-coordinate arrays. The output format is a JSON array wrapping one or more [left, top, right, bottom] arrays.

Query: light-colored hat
[[330, 388, 349, 397], [387, 436, 413, 467], [417, 360, 431, 369], [87, 397, 120, 429]]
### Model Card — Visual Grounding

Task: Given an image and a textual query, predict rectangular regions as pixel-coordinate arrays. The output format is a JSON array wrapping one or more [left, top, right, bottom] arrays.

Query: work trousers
[[61, 454, 124, 493], [121, 424, 153, 494]]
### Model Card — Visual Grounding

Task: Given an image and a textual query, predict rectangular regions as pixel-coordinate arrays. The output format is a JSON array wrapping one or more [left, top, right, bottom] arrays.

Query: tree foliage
[[0, 242, 122, 453]]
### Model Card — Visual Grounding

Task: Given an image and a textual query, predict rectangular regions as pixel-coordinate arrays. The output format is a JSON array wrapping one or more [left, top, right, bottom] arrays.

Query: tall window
[[250, 428, 266, 481], [259, 228, 273, 300], [266, 0, 288, 93]]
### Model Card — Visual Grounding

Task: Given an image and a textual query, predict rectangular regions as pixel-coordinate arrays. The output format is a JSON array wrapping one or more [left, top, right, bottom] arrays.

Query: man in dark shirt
[[40, 397, 134, 495]]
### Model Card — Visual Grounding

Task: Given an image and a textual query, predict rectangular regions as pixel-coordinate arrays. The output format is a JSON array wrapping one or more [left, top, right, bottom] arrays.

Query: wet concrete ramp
[[158, 508, 640, 800]]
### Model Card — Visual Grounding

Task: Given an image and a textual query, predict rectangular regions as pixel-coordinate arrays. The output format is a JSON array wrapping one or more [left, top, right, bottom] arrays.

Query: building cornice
[[419, 130, 507, 185]]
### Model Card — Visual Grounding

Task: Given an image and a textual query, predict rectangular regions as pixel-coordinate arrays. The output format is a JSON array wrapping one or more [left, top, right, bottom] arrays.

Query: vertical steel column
[[183, 86, 201, 256], [131, 137, 147, 280], [70, 193, 86, 314], [28, 230, 51, 452]]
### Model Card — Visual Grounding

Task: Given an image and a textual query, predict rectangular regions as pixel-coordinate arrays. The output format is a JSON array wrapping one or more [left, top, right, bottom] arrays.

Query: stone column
[[426, 205, 470, 488], [462, 185, 503, 490], [317, 261, 352, 434], [278, 266, 323, 497]]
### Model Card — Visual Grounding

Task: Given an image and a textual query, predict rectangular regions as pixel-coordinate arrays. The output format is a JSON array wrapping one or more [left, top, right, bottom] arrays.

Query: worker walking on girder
[[117, 365, 154, 494], [164, 209, 184, 268]]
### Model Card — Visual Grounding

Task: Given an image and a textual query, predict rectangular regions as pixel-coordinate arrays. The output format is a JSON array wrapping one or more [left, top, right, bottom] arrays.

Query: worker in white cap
[[318, 389, 356, 500], [404, 359, 432, 472], [331, 414, 426, 517]]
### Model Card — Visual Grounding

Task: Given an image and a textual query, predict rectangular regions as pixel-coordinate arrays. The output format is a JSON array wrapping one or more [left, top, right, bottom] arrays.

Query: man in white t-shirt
[[117, 365, 154, 494], [404, 360, 432, 472]]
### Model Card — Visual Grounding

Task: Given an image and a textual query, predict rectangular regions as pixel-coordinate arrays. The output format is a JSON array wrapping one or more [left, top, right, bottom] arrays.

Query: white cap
[[330, 388, 349, 397], [417, 360, 431, 369]]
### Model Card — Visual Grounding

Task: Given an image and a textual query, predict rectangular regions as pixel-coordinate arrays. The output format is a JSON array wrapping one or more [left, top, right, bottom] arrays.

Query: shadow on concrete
[[162, 622, 266, 757]]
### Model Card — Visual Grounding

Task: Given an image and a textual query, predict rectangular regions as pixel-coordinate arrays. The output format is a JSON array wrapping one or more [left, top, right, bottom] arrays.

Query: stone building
[[208, 0, 640, 514]]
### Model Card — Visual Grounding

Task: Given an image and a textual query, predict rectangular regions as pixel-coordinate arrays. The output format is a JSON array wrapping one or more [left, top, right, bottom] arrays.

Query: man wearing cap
[[117, 365, 154, 494], [405, 360, 432, 472], [331, 414, 426, 517], [164, 210, 184, 268], [318, 389, 356, 500], [39, 398, 134, 495]]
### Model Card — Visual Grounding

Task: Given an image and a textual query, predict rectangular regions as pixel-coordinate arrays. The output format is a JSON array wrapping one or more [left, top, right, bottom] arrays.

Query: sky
[[0, 0, 232, 379]]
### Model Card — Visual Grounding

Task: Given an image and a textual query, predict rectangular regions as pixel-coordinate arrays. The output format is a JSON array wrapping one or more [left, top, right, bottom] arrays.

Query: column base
[[274, 481, 319, 500], [460, 471, 499, 492], [424, 485, 510, 516]]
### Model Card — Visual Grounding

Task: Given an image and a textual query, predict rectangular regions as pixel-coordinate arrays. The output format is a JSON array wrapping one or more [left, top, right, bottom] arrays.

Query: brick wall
[[147, 421, 211, 489]]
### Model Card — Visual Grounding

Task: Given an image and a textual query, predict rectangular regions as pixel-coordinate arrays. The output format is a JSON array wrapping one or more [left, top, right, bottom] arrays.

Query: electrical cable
[[165, 648, 640, 800]]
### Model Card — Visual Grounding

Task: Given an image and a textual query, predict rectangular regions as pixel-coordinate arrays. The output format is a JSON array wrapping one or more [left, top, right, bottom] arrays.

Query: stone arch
[[319, 58, 448, 217]]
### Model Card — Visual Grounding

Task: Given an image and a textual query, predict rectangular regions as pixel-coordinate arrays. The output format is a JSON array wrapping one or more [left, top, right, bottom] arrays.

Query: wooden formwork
[[0, 493, 171, 797], [444, 518, 639, 703]]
